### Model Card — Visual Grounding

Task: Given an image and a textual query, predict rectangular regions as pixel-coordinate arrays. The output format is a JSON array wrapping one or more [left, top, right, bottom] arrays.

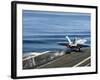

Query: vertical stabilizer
[[65, 35, 72, 44]]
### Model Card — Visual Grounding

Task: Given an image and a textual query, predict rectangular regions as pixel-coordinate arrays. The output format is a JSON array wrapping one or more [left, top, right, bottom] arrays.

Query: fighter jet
[[58, 35, 89, 51]]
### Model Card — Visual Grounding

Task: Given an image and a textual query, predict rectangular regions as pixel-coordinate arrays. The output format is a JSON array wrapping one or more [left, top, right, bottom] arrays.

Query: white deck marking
[[86, 63, 90, 66], [73, 56, 91, 67]]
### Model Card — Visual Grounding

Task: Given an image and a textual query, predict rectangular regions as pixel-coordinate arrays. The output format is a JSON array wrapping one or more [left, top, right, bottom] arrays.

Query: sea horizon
[[23, 10, 91, 53]]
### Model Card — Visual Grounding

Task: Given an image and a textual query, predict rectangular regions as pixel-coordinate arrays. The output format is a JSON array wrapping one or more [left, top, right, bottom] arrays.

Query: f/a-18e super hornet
[[58, 35, 89, 51]]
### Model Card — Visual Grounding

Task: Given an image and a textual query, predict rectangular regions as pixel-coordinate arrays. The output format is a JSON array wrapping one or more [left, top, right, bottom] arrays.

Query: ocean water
[[23, 10, 90, 53]]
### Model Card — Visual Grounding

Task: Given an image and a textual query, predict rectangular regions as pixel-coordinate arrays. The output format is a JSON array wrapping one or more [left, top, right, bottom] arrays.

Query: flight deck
[[23, 48, 90, 69]]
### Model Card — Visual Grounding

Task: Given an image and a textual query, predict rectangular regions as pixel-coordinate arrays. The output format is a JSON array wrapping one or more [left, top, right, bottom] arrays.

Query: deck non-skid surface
[[37, 48, 90, 68]]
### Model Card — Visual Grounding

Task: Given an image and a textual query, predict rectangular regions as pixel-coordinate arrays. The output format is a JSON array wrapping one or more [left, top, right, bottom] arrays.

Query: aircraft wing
[[57, 42, 69, 46], [77, 44, 90, 48], [57, 42, 90, 48]]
